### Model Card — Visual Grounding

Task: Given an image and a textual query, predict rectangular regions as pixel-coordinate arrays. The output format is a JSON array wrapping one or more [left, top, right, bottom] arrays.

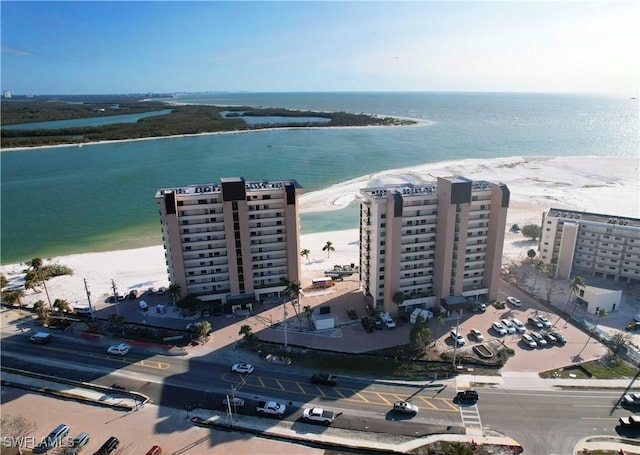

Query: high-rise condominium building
[[155, 177, 302, 313], [539, 208, 640, 283], [359, 176, 510, 316]]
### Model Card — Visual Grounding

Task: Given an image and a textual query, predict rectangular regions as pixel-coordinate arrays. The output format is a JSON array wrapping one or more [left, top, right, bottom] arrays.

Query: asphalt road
[[2, 330, 637, 455]]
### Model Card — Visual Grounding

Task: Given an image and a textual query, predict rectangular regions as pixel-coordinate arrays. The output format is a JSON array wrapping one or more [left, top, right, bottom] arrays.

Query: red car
[[146, 446, 162, 455]]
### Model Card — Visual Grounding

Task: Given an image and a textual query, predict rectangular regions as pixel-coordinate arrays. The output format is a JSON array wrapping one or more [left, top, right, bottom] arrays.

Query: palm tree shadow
[[610, 369, 640, 415]]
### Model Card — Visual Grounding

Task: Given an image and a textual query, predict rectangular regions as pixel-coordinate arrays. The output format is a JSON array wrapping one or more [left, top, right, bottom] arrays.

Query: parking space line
[[375, 392, 391, 405]]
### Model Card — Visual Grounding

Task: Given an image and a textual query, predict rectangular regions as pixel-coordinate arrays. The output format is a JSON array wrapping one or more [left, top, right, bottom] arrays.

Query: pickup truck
[[256, 400, 286, 417], [619, 415, 640, 427], [302, 407, 337, 425]]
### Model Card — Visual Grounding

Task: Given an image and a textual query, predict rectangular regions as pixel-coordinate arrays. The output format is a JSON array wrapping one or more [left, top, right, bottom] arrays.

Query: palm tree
[[567, 275, 586, 318], [28, 258, 52, 310], [281, 277, 303, 329], [33, 299, 49, 326], [578, 308, 607, 357], [322, 241, 335, 258], [167, 283, 181, 306], [300, 249, 311, 263]]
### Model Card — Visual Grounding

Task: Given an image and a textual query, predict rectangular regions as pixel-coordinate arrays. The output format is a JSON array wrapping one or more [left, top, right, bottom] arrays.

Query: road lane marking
[[134, 360, 170, 369]]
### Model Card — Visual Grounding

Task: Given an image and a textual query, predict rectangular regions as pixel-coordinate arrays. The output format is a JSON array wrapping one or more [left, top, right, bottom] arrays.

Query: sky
[[1, 1, 638, 95]]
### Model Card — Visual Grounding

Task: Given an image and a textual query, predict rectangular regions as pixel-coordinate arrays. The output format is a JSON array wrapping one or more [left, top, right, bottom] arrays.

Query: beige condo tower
[[155, 177, 302, 315], [358, 176, 510, 316]]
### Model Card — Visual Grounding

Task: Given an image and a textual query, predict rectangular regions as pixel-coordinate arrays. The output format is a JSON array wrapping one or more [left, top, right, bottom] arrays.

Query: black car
[[93, 436, 119, 455], [549, 331, 566, 344], [455, 390, 479, 403], [528, 316, 544, 329], [373, 316, 384, 330], [361, 316, 374, 333], [310, 373, 338, 386], [347, 307, 358, 320]]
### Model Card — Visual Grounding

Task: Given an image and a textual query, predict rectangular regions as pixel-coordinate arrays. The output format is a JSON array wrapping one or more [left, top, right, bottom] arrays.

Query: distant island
[[1, 95, 416, 148]]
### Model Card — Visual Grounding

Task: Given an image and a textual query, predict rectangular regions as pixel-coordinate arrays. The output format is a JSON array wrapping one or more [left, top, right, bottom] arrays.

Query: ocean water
[[1, 92, 637, 264]]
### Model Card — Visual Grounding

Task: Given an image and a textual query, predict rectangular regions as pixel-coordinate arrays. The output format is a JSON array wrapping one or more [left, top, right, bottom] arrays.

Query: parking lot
[[435, 295, 607, 373]]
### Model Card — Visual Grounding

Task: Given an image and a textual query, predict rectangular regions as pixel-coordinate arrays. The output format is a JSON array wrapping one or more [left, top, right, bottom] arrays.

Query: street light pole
[[452, 312, 460, 368], [111, 279, 120, 316], [283, 304, 288, 349], [84, 278, 95, 321]]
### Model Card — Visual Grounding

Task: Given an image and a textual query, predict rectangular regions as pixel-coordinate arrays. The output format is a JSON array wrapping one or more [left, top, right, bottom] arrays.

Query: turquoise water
[[3, 109, 173, 130], [1, 92, 637, 264]]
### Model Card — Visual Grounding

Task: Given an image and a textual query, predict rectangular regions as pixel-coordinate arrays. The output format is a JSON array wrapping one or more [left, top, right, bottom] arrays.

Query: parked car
[[373, 315, 384, 330], [507, 296, 522, 307], [231, 362, 254, 374], [106, 343, 131, 356], [380, 312, 396, 329], [450, 329, 466, 345], [347, 307, 358, 320], [392, 401, 419, 416], [530, 331, 548, 347], [511, 318, 526, 333], [157, 286, 167, 295], [500, 319, 517, 334], [93, 436, 119, 455], [538, 316, 553, 329], [455, 390, 479, 403], [72, 432, 90, 450], [550, 331, 566, 344], [473, 301, 487, 312], [528, 316, 544, 330], [521, 333, 537, 349], [311, 373, 338, 386], [543, 332, 558, 343], [361, 316, 374, 333], [469, 328, 484, 342], [491, 321, 507, 336], [33, 424, 70, 454]]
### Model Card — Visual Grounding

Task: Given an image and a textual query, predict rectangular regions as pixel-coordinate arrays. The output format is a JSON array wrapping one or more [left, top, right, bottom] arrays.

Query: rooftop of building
[[361, 178, 498, 199], [546, 207, 640, 228], [155, 178, 301, 198]]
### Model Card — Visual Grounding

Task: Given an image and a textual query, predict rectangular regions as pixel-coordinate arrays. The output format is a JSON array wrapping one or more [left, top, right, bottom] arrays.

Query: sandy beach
[[2, 155, 638, 307]]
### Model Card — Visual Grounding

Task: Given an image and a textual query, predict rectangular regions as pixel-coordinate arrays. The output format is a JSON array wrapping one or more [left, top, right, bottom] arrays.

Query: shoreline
[[2, 154, 638, 307], [0, 116, 430, 153]]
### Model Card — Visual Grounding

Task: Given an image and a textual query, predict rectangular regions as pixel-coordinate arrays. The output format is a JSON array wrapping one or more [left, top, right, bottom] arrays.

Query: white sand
[[2, 155, 638, 307]]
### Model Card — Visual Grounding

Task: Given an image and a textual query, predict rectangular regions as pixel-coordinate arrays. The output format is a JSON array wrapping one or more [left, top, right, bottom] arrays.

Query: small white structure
[[576, 284, 622, 314], [410, 308, 434, 324], [312, 306, 335, 330]]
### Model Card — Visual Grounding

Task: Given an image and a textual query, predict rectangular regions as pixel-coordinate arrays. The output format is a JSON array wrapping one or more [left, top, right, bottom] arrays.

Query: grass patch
[[540, 357, 638, 379]]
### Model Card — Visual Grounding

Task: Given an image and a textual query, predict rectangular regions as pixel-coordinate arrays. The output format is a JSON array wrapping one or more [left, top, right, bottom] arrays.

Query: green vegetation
[[521, 223, 542, 241], [1, 97, 415, 148], [540, 357, 638, 379]]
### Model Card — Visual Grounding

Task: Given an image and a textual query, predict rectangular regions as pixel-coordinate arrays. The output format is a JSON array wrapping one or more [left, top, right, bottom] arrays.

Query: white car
[[507, 296, 522, 307], [530, 331, 548, 347], [500, 319, 517, 334], [380, 312, 396, 329], [157, 286, 167, 295], [469, 328, 484, 342], [231, 362, 254, 374], [107, 343, 131, 356], [511, 318, 526, 333], [492, 321, 507, 336], [521, 333, 537, 349], [538, 316, 552, 329], [450, 329, 466, 345]]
